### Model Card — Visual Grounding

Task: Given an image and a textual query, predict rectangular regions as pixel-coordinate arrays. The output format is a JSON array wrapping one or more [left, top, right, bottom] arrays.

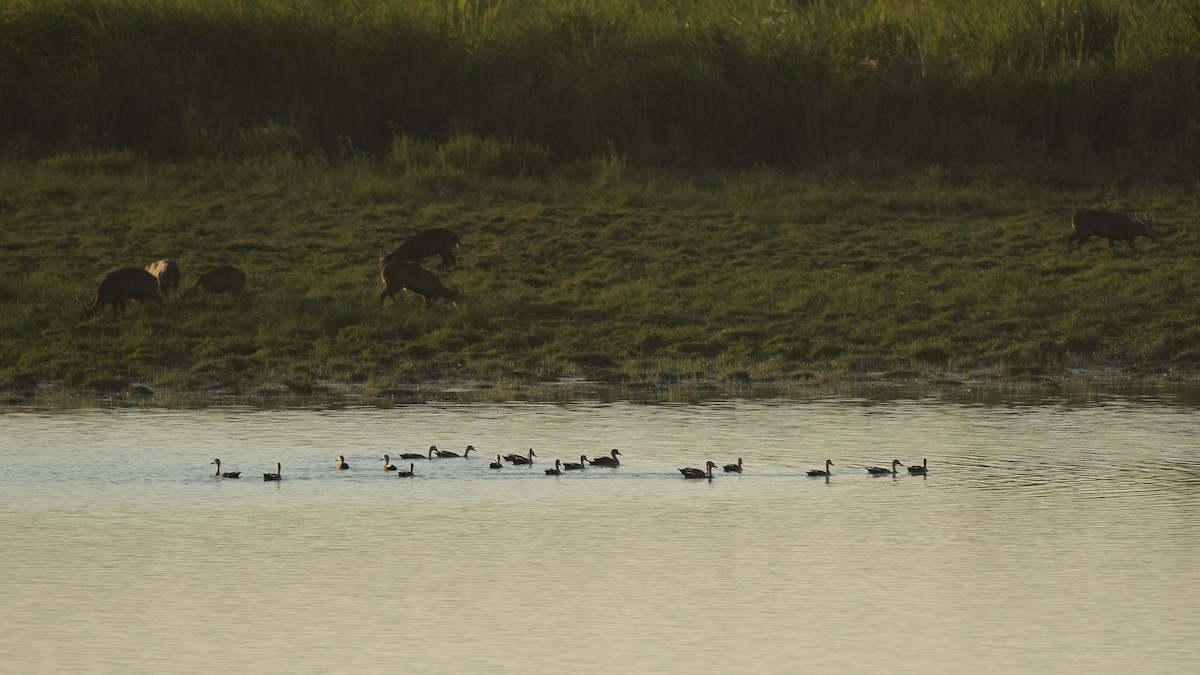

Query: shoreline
[[6, 366, 1200, 409]]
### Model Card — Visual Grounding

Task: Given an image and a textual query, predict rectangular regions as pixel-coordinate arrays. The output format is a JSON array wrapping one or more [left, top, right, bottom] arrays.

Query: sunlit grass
[[1, 151, 1198, 400]]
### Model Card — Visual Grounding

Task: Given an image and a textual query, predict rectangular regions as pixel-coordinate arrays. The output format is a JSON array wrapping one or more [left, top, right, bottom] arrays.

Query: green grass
[[4, 0, 1200, 401], [3, 0, 1200, 170], [1, 149, 1198, 401]]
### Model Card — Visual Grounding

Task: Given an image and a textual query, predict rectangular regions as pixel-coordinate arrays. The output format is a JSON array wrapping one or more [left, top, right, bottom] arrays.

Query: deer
[[379, 261, 461, 309], [75, 267, 163, 318], [1067, 210, 1159, 253], [145, 259, 182, 297], [379, 228, 460, 268], [180, 265, 246, 298]]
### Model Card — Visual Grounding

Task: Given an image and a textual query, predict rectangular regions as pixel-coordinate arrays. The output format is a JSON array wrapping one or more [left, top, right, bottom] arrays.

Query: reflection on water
[[1, 400, 1199, 674]]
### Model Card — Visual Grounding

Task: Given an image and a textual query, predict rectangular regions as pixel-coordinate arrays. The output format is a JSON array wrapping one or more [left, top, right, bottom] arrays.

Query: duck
[[563, 455, 588, 470], [489, 454, 503, 469], [723, 458, 743, 473], [380, 455, 397, 471], [679, 461, 716, 479], [397, 447, 431, 460], [866, 459, 904, 476], [907, 458, 928, 475], [545, 459, 563, 476], [397, 463, 415, 477], [211, 458, 240, 479], [263, 462, 282, 481], [336, 455, 349, 470], [507, 449, 536, 465], [589, 449, 622, 467], [807, 460, 833, 477], [435, 445, 474, 458]]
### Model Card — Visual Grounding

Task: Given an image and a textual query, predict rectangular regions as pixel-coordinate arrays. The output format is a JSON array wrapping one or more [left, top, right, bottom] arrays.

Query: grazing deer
[[181, 265, 246, 297], [145, 259, 182, 297], [1067, 210, 1159, 253], [379, 228, 460, 268], [75, 267, 163, 318], [379, 261, 461, 309]]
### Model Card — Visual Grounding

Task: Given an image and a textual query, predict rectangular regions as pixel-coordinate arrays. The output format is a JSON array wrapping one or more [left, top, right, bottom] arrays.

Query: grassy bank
[[3, 0, 1200, 170], [1, 151, 1198, 403]]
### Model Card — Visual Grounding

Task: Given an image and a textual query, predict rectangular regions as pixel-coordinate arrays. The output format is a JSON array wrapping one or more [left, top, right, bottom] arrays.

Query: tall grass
[[3, 0, 1200, 169]]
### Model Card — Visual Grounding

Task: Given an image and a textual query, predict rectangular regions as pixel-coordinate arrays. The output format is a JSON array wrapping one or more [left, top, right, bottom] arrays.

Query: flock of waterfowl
[[211, 448, 930, 481]]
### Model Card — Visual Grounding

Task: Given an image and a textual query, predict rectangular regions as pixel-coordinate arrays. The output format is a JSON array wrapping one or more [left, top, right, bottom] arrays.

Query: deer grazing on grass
[[379, 228, 460, 268], [75, 267, 163, 318], [379, 261, 461, 309], [180, 265, 246, 298], [145, 259, 181, 297], [1067, 210, 1159, 253]]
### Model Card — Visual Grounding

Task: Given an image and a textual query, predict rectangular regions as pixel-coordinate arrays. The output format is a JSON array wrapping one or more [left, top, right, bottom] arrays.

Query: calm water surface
[[1, 399, 1198, 674]]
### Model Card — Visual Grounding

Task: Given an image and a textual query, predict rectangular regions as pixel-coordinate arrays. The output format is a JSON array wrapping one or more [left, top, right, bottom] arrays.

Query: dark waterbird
[[506, 449, 536, 465], [398, 447, 434, 460], [380, 455, 397, 471], [563, 455, 588, 470], [867, 459, 904, 476], [589, 449, 622, 467], [723, 458, 743, 473], [263, 463, 282, 481], [545, 460, 563, 476], [489, 454, 503, 469], [680, 461, 716, 480], [907, 458, 928, 475], [807, 460, 833, 477], [211, 458, 240, 479], [336, 455, 349, 470], [397, 463, 415, 477], [435, 445, 473, 458]]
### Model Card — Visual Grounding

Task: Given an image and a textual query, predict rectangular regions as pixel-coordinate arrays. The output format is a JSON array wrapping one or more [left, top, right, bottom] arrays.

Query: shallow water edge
[[6, 368, 1200, 410]]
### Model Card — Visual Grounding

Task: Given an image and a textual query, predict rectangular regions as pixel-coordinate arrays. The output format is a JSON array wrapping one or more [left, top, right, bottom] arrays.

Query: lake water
[[1, 398, 1198, 674]]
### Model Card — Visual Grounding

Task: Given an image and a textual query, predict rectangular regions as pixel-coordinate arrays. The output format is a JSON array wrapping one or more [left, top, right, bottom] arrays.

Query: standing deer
[[181, 265, 246, 297], [145, 259, 182, 297], [379, 261, 461, 309], [75, 267, 163, 318], [379, 228, 460, 268], [1067, 210, 1159, 253]]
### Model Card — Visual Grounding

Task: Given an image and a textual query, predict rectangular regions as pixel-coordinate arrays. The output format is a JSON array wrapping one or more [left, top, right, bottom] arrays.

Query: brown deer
[[379, 261, 461, 309], [145, 259, 182, 297], [181, 265, 246, 297], [1067, 210, 1159, 253], [379, 228, 460, 268], [75, 267, 163, 318]]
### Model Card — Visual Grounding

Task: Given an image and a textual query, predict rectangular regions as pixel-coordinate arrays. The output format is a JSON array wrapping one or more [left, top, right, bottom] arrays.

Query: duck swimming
[[489, 454, 503, 469], [397, 463, 415, 477], [907, 458, 928, 475], [807, 460, 833, 477], [563, 455, 588, 470], [263, 462, 282, 481], [866, 459, 904, 476], [723, 458, 743, 473], [397, 447, 430, 460], [436, 445, 474, 458], [380, 455, 397, 471], [507, 449, 536, 465], [679, 461, 716, 479], [545, 459, 563, 476], [589, 449, 622, 467], [211, 458, 240, 479], [336, 455, 349, 470]]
